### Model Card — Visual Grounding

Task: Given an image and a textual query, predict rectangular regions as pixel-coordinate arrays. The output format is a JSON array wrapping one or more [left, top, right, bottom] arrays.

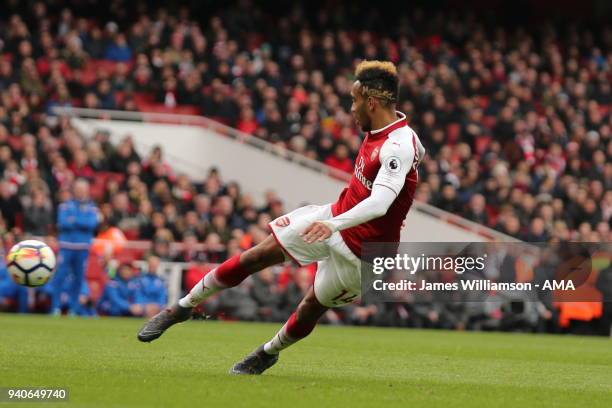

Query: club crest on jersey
[[355, 156, 373, 190], [275, 216, 290, 227], [370, 146, 380, 161]]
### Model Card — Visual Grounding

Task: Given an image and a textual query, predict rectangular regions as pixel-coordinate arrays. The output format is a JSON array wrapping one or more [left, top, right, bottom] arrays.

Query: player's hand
[[301, 221, 333, 244]]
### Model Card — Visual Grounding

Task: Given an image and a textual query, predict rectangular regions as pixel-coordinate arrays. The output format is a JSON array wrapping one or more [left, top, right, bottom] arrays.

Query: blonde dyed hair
[[355, 60, 398, 77]]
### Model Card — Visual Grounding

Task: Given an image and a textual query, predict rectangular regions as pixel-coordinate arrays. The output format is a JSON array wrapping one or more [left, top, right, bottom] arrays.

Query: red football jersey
[[331, 112, 424, 258]]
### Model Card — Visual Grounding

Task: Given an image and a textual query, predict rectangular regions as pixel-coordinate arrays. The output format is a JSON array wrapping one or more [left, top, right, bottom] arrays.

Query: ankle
[[263, 343, 279, 355], [178, 297, 195, 308]]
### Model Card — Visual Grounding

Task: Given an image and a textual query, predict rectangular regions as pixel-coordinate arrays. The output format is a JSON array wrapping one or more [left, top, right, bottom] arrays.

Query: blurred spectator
[[0, 181, 22, 229], [324, 144, 353, 173], [149, 235, 172, 261], [104, 34, 132, 62], [97, 262, 142, 316], [54, 273, 96, 317], [464, 194, 488, 226], [136, 255, 168, 318], [596, 265, 612, 336], [50, 179, 99, 315], [0, 254, 28, 313], [281, 267, 314, 318], [174, 232, 199, 262], [22, 189, 53, 236], [250, 268, 283, 322]]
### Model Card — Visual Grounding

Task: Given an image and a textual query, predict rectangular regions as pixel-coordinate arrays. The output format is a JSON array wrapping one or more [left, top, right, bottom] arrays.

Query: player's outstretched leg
[[137, 235, 286, 342], [230, 287, 327, 375]]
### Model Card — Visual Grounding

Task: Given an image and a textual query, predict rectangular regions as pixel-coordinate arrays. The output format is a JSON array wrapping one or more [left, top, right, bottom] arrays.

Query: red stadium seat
[[475, 136, 492, 155], [134, 101, 201, 116], [7, 135, 23, 151], [482, 116, 497, 130], [446, 123, 461, 144], [478, 96, 490, 109]]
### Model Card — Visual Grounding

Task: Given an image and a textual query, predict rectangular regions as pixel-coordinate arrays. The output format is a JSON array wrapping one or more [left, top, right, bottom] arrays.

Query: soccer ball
[[6, 240, 56, 287]]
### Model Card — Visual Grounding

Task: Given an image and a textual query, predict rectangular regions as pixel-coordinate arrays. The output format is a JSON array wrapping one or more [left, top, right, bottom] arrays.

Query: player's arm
[[303, 135, 416, 243]]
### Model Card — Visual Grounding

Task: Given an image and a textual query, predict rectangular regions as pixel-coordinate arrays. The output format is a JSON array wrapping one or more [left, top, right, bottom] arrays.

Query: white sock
[[178, 270, 226, 308], [263, 324, 298, 355]]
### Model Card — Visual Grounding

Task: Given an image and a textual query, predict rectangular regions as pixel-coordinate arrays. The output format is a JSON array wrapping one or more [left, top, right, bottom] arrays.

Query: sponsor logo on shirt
[[355, 156, 373, 190]]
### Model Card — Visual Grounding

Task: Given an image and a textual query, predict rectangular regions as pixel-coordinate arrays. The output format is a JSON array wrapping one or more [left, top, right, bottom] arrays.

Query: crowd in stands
[[0, 1, 609, 242], [0, 1, 610, 334]]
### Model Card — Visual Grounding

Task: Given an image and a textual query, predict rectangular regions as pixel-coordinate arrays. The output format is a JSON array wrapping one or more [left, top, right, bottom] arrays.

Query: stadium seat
[[446, 123, 461, 145]]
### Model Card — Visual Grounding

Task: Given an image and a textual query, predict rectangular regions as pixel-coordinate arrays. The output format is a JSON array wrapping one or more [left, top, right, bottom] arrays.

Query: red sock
[[213, 254, 250, 287], [285, 312, 316, 339]]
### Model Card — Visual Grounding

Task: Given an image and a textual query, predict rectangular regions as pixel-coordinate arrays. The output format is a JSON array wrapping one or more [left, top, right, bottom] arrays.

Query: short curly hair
[[354, 60, 399, 106]]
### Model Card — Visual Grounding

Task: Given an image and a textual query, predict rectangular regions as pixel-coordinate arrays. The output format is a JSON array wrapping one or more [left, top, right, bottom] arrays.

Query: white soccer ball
[[6, 240, 56, 287]]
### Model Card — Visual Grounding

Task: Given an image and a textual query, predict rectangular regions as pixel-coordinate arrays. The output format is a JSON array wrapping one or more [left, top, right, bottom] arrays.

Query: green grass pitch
[[0, 314, 610, 408]]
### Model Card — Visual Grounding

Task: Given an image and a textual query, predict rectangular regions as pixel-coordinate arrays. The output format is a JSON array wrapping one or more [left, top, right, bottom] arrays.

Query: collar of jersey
[[368, 111, 407, 138]]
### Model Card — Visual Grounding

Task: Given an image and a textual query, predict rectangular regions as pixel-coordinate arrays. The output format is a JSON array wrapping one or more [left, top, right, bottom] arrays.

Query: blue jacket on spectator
[[97, 276, 141, 316], [57, 199, 99, 248], [104, 45, 132, 62], [136, 273, 167, 307], [0, 260, 28, 313], [0, 260, 13, 299]]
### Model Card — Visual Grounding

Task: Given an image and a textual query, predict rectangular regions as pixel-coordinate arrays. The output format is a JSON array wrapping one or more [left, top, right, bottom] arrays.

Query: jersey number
[[331, 289, 358, 305]]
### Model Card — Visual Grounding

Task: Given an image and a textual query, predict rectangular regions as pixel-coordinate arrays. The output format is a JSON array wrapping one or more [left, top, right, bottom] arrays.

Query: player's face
[[351, 81, 371, 132]]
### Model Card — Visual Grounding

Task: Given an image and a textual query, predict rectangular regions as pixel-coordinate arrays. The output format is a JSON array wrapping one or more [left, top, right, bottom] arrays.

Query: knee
[[296, 296, 325, 322], [242, 237, 279, 266]]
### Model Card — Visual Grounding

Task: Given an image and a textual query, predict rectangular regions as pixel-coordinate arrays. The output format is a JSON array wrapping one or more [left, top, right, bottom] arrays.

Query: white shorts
[[269, 204, 361, 308]]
